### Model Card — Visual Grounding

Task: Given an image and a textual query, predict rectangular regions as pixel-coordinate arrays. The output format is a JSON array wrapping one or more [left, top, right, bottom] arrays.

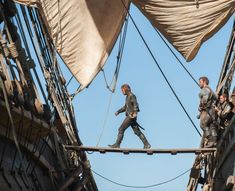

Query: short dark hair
[[121, 84, 131, 91], [221, 93, 229, 100], [199, 76, 209, 85]]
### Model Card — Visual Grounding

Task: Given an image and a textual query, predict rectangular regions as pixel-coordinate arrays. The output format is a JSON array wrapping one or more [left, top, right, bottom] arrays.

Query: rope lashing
[[8, 42, 19, 58], [0, 39, 10, 57]]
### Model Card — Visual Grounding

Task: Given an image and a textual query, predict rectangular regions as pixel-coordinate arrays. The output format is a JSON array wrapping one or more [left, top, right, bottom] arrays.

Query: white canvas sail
[[13, 0, 235, 89], [132, 0, 235, 61], [14, 0, 129, 90]]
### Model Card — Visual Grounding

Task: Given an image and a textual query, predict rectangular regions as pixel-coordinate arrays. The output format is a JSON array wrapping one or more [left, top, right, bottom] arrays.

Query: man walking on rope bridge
[[108, 84, 151, 149], [198, 76, 217, 148]]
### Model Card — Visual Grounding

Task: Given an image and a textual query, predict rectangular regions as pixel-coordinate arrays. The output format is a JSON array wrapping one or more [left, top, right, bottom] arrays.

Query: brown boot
[[108, 143, 120, 148], [108, 133, 123, 148], [139, 134, 151, 149]]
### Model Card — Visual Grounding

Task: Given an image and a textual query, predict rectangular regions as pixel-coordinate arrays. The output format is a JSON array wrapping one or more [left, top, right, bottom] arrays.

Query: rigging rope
[[91, 16, 129, 148], [15, 10, 49, 106], [66, 75, 74, 88], [0, 76, 32, 187], [91, 167, 191, 189], [151, 27, 200, 88], [91, 15, 129, 147], [70, 12, 129, 99], [85, 93, 114, 155], [70, 14, 129, 148], [102, 14, 129, 93], [96, 93, 113, 147], [70, 9, 129, 98], [120, 0, 202, 137], [11, 109, 24, 172]]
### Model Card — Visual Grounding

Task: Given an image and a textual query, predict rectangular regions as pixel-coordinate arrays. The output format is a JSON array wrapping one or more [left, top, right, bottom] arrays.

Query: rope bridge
[[65, 145, 216, 155]]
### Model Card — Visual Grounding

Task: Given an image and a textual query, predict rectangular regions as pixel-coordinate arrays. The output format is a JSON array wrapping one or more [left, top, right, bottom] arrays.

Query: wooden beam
[[0, 100, 51, 141], [64, 145, 216, 155]]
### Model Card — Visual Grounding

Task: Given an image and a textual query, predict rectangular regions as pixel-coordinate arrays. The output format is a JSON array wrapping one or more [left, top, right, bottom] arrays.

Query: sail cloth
[[13, 0, 129, 90], [13, 0, 235, 89], [132, 0, 235, 61]]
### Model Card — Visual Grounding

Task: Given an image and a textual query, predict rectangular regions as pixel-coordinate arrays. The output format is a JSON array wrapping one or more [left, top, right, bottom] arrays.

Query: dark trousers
[[118, 116, 143, 138], [111, 116, 150, 148], [200, 109, 217, 137]]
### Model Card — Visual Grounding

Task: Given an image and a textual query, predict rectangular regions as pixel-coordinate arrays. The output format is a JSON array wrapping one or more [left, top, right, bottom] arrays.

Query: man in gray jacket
[[108, 84, 151, 149], [198, 76, 217, 148]]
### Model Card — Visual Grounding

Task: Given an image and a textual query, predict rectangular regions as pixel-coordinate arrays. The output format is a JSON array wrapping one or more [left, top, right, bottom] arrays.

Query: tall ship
[[0, 0, 235, 190]]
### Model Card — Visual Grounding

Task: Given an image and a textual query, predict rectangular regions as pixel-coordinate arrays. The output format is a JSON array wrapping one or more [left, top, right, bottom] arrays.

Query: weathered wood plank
[[64, 145, 216, 155]]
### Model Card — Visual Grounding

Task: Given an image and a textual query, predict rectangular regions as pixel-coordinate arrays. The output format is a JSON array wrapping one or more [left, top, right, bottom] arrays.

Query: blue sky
[[64, 5, 234, 191]]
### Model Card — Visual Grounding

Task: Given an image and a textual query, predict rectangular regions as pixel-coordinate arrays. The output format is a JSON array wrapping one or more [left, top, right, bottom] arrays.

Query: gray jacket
[[117, 92, 140, 116], [199, 85, 217, 109]]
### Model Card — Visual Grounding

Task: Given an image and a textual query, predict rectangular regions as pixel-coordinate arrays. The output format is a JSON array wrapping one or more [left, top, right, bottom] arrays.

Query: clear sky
[[63, 5, 234, 191]]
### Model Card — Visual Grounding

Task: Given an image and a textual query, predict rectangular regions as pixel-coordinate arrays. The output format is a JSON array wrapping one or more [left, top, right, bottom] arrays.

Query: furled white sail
[[132, 0, 235, 61], [14, 0, 129, 90]]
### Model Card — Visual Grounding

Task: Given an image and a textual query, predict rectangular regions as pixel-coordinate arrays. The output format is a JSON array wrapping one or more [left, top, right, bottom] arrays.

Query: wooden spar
[[64, 145, 216, 155]]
